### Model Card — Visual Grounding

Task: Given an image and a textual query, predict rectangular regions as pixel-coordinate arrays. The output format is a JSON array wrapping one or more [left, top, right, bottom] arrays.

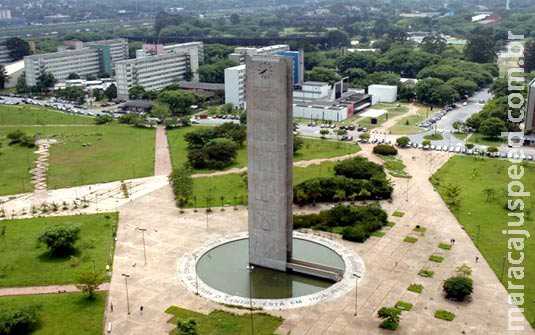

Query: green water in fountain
[[196, 238, 345, 299]]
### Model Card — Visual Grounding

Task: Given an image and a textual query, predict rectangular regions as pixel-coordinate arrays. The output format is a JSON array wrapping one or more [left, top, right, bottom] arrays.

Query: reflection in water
[[196, 238, 345, 299]]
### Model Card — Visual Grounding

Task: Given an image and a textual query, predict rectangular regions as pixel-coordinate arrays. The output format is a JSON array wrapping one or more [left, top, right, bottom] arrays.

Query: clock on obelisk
[[246, 55, 294, 272]]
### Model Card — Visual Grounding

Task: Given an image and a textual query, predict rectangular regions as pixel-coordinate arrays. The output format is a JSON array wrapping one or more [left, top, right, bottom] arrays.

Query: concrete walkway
[[104, 145, 533, 335], [154, 125, 172, 176], [0, 283, 110, 297]]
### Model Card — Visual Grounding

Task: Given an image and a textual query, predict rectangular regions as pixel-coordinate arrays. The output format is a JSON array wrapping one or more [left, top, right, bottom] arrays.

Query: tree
[[377, 307, 402, 330], [37, 226, 80, 256], [67, 73, 80, 80], [479, 117, 506, 138], [396, 136, 410, 147], [0, 65, 7, 90], [169, 165, 193, 207], [456, 263, 473, 277], [443, 276, 473, 301], [128, 85, 146, 100], [105, 84, 117, 102], [415, 78, 444, 104], [16, 75, 29, 93], [464, 35, 496, 63], [75, 270, 106, 299], [158, 90, 203, 116], [452, 121, 464, 132], [447, 77, 478, 97], [293, 136, 304, 154], [325, 30, 350, 48], [177, 319, 198, 335], [398, 80, 416, 101], [183, 69, 193, 82], [429, 84, 460, 106], [420, 35, 447, 55], [203, 138, 238, 169], [36, 72, 56, 91], [229, 13, 240, 25], [151, 102, 171, 121], [305, 67, 340, 84], [198, 59, 236, 83], [5, 37, 31, 61], [0, 304, 41, 334]]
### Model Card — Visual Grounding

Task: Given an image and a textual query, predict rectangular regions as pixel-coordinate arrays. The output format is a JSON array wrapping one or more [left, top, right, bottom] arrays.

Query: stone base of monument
[[178, 231, 364, 310]]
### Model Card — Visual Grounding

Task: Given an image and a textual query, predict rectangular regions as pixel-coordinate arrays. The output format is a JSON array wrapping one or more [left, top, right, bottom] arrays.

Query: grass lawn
[[433, 155, 535, 323], [0, 292, 106, 335], [357, 103, 408, 130], [166, 306, 283, 335], [0, 213, 117, 288], [452, 132, 469, 141], [407, 284, 423, 293], [0, 139, 36, 195], [167, 126, 359, 172], [0, 104, 94, 125], [188, 161, 338, 208], [389, 105, 430, 135], [466, 133, 505, 147], [0, 124, 155, 190], [423, 133, 444, 141], [378, 155, 411, 179]]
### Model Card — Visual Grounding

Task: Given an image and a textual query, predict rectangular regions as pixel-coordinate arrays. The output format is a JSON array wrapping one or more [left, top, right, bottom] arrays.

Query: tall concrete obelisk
[[246, 55, 293, 272]]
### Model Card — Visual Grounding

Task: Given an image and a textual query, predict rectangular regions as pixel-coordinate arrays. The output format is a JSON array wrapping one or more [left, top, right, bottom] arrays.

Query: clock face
[[257, 61, 273, 79]]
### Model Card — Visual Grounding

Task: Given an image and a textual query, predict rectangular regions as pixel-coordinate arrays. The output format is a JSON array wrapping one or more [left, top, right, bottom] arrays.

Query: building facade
[[135, 42, 203, 81], [115, 52, 195, 99], [224, 64, 246, 109], [24, 38, 128, 87], [0, 45, 13, 65], [228, 45, 290, 65], [24, 48, 103, 87]]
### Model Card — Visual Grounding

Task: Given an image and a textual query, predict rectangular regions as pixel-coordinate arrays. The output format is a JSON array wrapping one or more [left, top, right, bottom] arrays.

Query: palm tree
[[205, 195, 213, 212], [193, 196, 198, 212], [220, 195, 225, 211], [233, 196, 238, 210]]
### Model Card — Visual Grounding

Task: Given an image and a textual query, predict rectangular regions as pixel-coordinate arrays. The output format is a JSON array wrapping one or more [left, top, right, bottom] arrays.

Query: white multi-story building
[[84, 38, 129, 68], [224, 64, 246, 109], [228, 45, 290, 64], [24, 38, 129, 87], [24, 48, 102, 87], [0, 45, 13, 64], [0, 10, 12, 19], [115, 52, 196, 99]]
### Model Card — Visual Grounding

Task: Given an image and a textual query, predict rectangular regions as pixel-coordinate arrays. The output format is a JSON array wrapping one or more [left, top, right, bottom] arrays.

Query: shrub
[[37, 225, 80, 256], [373, 144, 398, 156], [0, 304, 41, 335], [377, 307, 401, 330], [394, 301, 413, 311], [443, 276, 473, 301], [94, 114, 114, 124], [6, 130, 35, 147], [404, 236, 418, 243], [418, 269, 434, 278], [169, 165, 193, 207], [333, 157, 385, 180], [396, 136, 410, 147], [342, 225, 368, 242], [429, 255, 445, 263], [407, 284, 423, 293], [438, 243, 452, 250], [435, 310, 455, 321], [465, 143, 474, 149], [177, 318, 198, 335]]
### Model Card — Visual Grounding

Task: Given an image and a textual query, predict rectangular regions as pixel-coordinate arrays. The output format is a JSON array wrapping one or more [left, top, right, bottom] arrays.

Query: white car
[[462, 102, 468, 106]]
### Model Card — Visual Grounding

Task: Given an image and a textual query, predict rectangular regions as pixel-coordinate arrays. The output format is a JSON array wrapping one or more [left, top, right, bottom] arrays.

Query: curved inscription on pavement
[[178, 231, 364, 310]]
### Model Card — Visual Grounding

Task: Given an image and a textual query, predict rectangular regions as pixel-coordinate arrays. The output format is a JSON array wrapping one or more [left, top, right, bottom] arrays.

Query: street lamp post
[[121, 273, 131, 315], [246, 265, 255, 335], [136, 228, 147, 266], [405, 179, 409, 202], [353, 273, 361, 316], [91, 259, 96, 273]]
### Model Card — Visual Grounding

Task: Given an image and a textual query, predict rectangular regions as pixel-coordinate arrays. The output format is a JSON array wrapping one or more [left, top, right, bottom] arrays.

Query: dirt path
[[0, 283, 110, 297], [154, 125, 172, 176], [369, 103, 420, 136]]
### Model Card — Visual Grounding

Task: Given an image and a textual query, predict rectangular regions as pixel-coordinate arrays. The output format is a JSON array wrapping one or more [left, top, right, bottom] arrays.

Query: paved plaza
[[103, 146, 534, 335]]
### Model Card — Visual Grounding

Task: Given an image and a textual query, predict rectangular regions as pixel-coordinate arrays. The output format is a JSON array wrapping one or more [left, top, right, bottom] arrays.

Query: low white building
[[368, 85, 398, 104], [4, 60, 24, 88], [224, 64, 246, 109]]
